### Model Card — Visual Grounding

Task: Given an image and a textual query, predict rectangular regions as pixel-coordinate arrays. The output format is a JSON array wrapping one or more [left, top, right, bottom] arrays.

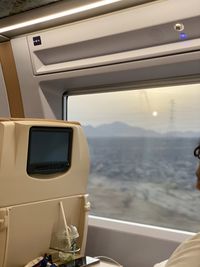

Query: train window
[[68, 84, 200, 232]]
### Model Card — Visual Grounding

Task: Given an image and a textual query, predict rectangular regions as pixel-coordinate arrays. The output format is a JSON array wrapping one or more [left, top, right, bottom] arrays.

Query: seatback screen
[[27, 127, 73, 175]]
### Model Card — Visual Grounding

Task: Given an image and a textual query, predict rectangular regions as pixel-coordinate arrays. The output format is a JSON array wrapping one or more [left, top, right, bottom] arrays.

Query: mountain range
[[83, 121, 200, 138]]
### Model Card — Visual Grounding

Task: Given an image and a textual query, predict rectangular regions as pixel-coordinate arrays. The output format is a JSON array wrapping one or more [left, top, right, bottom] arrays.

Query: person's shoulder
[[154, 259, 168, 267], [165, 232, 200, 267]]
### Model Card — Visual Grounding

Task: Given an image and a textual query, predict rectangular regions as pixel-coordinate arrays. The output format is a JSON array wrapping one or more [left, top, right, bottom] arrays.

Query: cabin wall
[[11, 37, 48, 118], [10, 0, 200, 120], [0, 63, 10, 117], [1, 1, 200, 266], [0, 42, 24, 118], [86, 217, 194, 267], [11, 31, 200, 121], [87, 226, 177, 267]]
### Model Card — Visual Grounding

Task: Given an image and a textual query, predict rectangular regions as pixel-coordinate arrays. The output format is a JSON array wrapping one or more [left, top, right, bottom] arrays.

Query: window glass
[[68, 84, 200, 232]]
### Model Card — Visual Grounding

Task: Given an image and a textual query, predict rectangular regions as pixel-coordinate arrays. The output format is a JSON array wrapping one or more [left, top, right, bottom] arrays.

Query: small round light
[[179, 32, 187, 40], [152, 111, 158, 117]]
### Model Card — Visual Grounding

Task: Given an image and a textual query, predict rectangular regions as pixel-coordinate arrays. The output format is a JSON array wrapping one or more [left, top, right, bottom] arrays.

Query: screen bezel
[[27, 126, 73, 175]]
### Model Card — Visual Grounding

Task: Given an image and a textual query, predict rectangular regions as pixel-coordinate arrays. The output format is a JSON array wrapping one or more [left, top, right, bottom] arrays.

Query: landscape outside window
[[68, 84, 200, 232]]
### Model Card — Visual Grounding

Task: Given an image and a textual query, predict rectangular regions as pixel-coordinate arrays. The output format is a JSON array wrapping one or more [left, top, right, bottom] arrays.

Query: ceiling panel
[[0, 0, 62, 19], [0, 0, 158, 39]]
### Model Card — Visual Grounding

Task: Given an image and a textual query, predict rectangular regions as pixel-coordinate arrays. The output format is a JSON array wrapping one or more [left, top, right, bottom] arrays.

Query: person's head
[[194, 145, 200, 190]]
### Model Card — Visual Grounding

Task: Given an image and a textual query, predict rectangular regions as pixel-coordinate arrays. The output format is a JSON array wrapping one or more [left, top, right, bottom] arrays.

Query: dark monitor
[[27, 126, 73, 175]]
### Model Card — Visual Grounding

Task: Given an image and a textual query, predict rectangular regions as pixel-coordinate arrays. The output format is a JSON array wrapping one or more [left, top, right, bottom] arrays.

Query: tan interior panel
[[0, 42, 24, 118]]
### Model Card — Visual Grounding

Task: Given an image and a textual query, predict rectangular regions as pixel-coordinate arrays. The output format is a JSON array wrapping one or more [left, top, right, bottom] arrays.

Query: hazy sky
[[68, 84, 200, 133]]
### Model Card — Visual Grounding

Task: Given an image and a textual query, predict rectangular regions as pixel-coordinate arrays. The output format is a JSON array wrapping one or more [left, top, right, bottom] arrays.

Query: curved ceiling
[[0, 0, 61, 19], [0, 0, 157, 40]]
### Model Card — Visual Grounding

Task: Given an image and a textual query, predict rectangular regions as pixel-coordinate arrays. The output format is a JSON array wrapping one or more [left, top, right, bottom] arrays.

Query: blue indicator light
[[179, 32, 188, 40]]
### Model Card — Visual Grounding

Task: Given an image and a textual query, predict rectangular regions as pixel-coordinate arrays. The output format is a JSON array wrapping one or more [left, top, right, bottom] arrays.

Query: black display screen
[[27, 127, 73, 175]]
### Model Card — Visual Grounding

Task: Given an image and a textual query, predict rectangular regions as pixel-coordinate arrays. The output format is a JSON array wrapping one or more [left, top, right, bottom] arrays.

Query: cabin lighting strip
[[0, 0, 121, 34]]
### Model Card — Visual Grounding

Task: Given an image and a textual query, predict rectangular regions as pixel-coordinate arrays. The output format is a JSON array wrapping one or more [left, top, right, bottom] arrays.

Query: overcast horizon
[[68, 83, 200, 133]]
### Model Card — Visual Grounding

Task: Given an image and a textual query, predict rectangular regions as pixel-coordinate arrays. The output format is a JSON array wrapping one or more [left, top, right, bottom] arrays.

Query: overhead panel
[[26, 0, 200, 76]]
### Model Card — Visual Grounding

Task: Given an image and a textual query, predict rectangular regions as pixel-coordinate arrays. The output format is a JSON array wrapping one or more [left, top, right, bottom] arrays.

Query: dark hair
[[194, 145, 200, 159]]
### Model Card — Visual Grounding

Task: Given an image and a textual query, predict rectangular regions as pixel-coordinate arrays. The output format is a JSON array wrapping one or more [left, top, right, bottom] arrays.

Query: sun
[[152, 111, 158, 117]]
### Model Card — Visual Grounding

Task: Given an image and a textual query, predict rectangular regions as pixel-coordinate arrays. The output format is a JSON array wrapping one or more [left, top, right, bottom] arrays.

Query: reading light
[[174, 23, 184, 32], [0, 0, 121, 34]]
